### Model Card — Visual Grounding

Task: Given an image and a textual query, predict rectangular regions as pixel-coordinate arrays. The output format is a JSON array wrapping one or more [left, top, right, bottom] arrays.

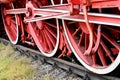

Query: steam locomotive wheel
[[63, 20, 120, 74], [1, 3, 19, 44], [28, 0, 59, 57]]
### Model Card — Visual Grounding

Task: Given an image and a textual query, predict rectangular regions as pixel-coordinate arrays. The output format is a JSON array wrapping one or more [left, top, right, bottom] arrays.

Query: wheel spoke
[[72, 27, 81, 37], [45, 28, 56, 47], [45, 25, 57, 39], [41, 31, 50, 52], [10, 22, 17, 38], [10, 20, 17, 34], [92, 54, 97, 67], [46, 22, 57, 29], [85, 34, 89, 50], [92, 25, 101, 53], [33, 23, 43, 43], [100, 39, 115, 62], [78, 32, 85, 47], [103, 26, 120, 33], [43, 30, 53, 51], [102, 32, 120, 50], [98, 46, 107, 66]]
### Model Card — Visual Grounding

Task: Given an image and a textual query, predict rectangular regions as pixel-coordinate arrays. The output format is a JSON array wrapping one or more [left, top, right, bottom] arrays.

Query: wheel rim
[[28, 0, 59, 57], [2, 3, 19, 44], [63, 20, 120, 74]]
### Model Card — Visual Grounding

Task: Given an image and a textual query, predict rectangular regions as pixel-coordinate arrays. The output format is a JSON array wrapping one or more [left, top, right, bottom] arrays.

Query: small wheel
[[1, 3, 19, 44], [63, 20, 120, 74], [28, 0, 59, 57]]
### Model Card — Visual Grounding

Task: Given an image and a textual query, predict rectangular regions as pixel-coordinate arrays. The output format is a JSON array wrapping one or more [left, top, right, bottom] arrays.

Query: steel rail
[[0, 37, 120, 80]]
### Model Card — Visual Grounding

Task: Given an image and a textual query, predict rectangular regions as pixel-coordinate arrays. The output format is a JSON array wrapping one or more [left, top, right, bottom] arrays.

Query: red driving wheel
[[63, 20, 120, 74], [2, 3, 19, 44], [28, 0, 59, 57]]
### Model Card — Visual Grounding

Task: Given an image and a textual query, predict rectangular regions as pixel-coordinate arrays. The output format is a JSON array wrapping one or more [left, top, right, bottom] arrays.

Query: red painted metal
[[62, 13, 120, 26], [51, 0, 73, 58], [58, 26, 72, 58], [0, 0, 15, 3], [69, 0, 90, 4], [69, 0, 81, 4], [63, 19, 120, 73], [25, 0, 60, 57], [92, 0, 120, 9], [92, 25, 101, 54], [82, 5, 94, 56], [25, 2, 70, 22], [1, 3, 19, 44], [1, 0, 120, 74], [63, 21, 91, 65]]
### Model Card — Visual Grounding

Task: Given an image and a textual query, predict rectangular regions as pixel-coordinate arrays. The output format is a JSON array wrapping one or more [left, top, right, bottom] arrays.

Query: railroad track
[[0, 37, 120, 80]]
